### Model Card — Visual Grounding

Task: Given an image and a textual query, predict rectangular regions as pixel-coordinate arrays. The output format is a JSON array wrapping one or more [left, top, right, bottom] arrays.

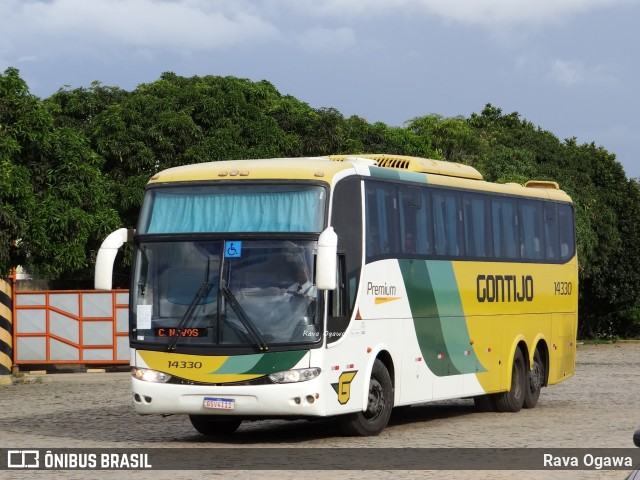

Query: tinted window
[[362, 179, 574, 265], [463, 193, 490, 258], [366, 183, 399, 260]]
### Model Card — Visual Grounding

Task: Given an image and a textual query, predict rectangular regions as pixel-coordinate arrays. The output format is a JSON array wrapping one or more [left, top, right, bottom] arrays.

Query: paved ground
[[0, 342, 639, 479]]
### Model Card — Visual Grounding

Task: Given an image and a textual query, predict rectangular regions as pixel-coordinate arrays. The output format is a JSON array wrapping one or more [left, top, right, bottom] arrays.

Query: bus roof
[[326, 154, 483, 180], [147, 157, 352, 184], [147, 155, 572, 202]]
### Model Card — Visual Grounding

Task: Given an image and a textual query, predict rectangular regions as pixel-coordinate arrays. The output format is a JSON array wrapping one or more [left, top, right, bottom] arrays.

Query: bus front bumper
[[131, 376, 327, 417]]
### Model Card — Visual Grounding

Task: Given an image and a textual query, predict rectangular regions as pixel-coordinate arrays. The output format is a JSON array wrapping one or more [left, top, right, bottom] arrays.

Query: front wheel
[[338, 359, 394, 436], [494, 347, 526, 413], [189, 415, 242, 436]]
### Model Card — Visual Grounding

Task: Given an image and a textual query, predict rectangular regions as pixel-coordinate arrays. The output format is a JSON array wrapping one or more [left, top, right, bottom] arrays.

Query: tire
[[338, 359, 394, 436], [494, 347, 526, 413], [189, 415, 242, 436], [523, 349, 544, 409]]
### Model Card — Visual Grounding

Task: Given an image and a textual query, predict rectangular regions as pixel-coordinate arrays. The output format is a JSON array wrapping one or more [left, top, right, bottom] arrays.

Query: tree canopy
[[1, 68, 639, 337]]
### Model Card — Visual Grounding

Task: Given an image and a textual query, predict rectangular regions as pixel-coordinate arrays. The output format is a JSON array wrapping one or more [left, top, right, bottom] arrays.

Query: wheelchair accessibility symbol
[[225, 241, 242, 258]]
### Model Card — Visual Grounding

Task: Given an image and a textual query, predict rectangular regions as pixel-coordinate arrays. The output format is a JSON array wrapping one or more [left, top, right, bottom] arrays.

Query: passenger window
[[433, 190, 462, 257], [463, 194, 490, 258], [366, 183, 399, 259], [519, 200, 544, 260], [558, 204, 575, 261], [492, 198, 519, 259]]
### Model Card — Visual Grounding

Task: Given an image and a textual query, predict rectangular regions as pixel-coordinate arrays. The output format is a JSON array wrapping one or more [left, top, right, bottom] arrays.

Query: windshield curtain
[[140, 184, 326, 234], [132, 240, 323, 350]]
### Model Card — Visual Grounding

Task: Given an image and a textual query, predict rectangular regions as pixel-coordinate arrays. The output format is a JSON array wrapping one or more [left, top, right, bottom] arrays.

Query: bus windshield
[[132, 239, 322, 350], [138, 183, 326, 234]]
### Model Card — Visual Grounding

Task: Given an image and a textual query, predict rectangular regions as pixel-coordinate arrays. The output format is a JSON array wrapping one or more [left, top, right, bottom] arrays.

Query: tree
[[0, 67, 48, 275], [0, 68, 120, 283], [408, 113, 488, 167]]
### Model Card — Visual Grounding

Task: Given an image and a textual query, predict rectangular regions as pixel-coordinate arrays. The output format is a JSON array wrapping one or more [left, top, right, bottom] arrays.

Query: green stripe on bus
[[399, 260, 485, 376], [426, 261, 485, 374], [399, 259, 460, 376], [368, 167, 427, 184], [245, 350, 307, 374], [369, 167, 402, 181], [397, 171, 428, 183], [212, 350, 306, 375], [210, 354, 262, 374]]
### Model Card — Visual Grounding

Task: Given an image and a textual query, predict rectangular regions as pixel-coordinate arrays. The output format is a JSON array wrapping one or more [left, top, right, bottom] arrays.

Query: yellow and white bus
[[95, 154, 578, 436]]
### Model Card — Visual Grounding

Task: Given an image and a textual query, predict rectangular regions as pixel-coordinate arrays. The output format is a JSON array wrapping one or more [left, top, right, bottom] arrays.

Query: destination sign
[[155, 328, 207, 338]]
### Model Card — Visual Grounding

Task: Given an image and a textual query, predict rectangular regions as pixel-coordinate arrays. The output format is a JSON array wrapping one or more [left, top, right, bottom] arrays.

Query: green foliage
[[0, 68, 120, 282], [408, 113, 487, 166], [0, 67, 46, 276], [342, 116, 437, 158], [22, 127, 121, 280], [3, 70, 640, 337]]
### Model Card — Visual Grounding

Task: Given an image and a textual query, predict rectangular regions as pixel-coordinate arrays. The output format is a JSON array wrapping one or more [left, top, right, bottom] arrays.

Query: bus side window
[[365, 182, 399, 259], [519, 200, 544, 260], [463, 193, 490, 258], [400, 186, 421, 255], [433, 190, 462, 257], [365, 187, 379, 257], [492, 198, 519, 260], [544, 203, 559, 260], [433, 192, 447, 256], [558, 204, 575, 261]]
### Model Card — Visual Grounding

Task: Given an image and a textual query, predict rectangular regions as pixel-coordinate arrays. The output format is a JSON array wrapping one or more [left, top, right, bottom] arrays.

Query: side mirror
[[94, 228, 133, 290], [315, 226, 338, 290]]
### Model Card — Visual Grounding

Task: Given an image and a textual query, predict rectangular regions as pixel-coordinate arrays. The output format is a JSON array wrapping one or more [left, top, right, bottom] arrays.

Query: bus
[[95, 154, 578, 436]]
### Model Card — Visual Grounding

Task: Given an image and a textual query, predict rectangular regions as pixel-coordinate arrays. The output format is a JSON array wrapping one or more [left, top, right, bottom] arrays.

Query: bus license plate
[[203, 397, 235, 410]]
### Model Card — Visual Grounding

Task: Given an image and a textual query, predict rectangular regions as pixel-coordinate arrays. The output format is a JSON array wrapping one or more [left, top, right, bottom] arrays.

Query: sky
[[1, 0, 638, 180]]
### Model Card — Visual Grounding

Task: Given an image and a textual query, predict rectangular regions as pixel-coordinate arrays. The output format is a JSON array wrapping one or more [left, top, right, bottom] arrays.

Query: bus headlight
[[269, 367, 321, 384], [131, 367, 172, 383]]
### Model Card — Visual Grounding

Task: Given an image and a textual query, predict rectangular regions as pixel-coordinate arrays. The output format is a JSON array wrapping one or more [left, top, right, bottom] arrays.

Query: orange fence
[[13, 289, 129, 365]]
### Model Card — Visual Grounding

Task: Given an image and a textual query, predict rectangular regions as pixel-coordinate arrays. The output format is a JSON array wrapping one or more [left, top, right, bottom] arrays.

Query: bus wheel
[[338, 359, 394, 436], [494, 347, 526, 413], [524, 349, 544, 409], [189, 415, 242, 436]]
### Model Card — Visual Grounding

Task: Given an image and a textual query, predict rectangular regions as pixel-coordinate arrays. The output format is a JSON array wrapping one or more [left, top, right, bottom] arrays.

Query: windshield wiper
[[220, 282, 269, 352], [167, 261, 213, 351]]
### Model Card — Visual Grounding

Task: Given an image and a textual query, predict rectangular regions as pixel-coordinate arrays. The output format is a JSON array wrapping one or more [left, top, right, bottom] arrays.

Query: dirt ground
[[0, 342, 639, 479]]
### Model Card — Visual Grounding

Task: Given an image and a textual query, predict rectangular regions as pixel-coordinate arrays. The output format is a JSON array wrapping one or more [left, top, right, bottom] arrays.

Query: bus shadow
[[188, 399, 480, 444], [1, 399, 481, 445], [388, 400, 478, 428]]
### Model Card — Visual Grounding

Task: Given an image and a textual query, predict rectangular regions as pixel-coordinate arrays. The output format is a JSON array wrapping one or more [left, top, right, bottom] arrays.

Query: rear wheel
[[189, 415, 242, 436], [524, 349, 544, 409], [494, 347, 526, 413], [338, 359, 394, 436]]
